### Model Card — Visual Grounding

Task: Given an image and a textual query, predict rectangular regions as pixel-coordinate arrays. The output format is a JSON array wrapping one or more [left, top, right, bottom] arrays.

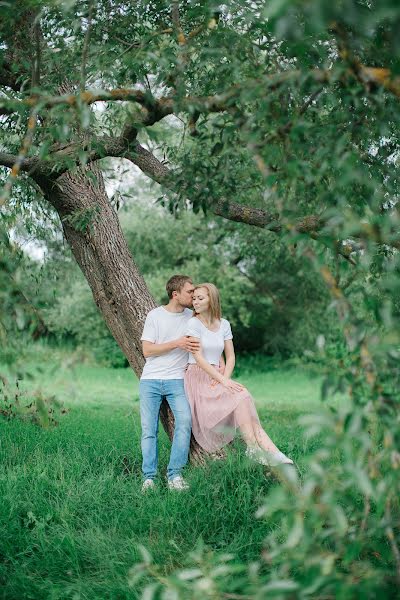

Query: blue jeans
[[139, 379, 192, 481]]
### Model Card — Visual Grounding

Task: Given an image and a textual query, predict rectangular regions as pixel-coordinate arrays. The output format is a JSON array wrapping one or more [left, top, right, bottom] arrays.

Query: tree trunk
[[35, 164, 209, 463], [41, 164, 154, 374]]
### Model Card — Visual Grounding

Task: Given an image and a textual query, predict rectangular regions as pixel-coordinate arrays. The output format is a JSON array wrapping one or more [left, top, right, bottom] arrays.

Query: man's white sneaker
[[168, 475, 189, 491], [142, 478, 156, 492]]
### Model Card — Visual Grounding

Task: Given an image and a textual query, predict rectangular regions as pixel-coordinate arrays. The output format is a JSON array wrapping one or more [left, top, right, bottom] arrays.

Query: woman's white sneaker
[[168, 475, 189, 491], [265, 450, 294, 466], [246, 446, 294, 467]]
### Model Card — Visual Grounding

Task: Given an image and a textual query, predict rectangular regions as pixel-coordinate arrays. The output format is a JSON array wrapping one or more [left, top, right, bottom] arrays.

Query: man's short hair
[[166, 275, 192, 299]]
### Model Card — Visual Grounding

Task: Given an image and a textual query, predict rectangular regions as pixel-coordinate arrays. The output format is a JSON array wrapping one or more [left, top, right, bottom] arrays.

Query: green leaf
[[142, 583, 159, 600], [261, 580, 300, 594], [353, 468, 374, 497], [286, 513, 304, 548], [177, 568, 202, 580], [137, 544, 153, 565]]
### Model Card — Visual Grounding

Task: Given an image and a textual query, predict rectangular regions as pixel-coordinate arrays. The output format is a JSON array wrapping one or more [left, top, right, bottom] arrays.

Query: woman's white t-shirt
[[186, 317, 233, 366]]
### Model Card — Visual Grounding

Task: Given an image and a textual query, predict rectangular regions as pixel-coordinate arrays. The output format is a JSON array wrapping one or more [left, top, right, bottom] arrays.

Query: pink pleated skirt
[[184, 364, 261, 452]]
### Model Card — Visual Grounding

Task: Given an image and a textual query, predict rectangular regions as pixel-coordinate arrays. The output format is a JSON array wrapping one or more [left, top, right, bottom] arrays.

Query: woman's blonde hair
[[194, 283, 222, 321]]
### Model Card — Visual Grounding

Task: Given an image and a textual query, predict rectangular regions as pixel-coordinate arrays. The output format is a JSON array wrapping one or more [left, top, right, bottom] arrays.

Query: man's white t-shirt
[[140, 307, 193, 380]]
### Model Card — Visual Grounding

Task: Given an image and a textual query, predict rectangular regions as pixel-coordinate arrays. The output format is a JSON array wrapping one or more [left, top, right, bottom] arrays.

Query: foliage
[[44, 275, 127, 366], [61, 205, 102, 233], [0, 227, 48, 366]]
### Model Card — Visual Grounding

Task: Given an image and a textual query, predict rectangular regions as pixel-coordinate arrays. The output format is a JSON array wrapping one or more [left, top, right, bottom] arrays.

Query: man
[[139, 274, 200, 491]]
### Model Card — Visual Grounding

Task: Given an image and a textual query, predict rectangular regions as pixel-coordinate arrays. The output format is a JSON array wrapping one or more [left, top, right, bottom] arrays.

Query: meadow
[[0, 355, 340, 599]]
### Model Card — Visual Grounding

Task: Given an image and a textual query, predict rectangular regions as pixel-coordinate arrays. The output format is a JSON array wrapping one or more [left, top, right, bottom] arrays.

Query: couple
[[139, 275, 293, 491]]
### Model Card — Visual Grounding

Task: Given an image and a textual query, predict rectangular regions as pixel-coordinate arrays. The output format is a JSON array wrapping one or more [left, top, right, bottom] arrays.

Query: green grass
[[0, 359, 340, 599]]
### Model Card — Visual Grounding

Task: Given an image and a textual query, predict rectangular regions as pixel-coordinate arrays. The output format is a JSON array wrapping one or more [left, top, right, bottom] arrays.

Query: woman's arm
[[192, 346, 243, 392], [222, 340, 235, 380], [192, 350, 225, 382]]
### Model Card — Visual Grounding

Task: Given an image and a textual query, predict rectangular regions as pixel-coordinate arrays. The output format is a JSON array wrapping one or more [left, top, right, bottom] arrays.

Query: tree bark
[[40, 164, 154, 374]]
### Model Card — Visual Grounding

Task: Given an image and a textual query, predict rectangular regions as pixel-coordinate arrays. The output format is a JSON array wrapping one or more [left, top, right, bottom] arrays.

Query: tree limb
[[2, 62, 398, 117], [0, 152, 22, 168], [0, 88, 167, 112], [1, 118, 396, 261], [19, 136, 362, 264], [123, 143, 315, 230], [125, 142, 400, 264]]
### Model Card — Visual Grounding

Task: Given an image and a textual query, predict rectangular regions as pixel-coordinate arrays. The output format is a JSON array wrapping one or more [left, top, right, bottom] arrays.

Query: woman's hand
[[221, 377, 244, 392]]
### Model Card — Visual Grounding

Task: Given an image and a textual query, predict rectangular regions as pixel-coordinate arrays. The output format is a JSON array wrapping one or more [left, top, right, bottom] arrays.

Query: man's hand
[[142, 336, 200, 358], [176, 336, 201, 353]]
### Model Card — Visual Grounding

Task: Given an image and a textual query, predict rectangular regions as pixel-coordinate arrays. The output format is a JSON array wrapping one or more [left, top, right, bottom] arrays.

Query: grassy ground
[[0, 358, 340, 599]]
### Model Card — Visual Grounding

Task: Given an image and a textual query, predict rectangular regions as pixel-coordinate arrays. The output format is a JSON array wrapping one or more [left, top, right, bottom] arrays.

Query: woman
[[184, 283, 293, 466]]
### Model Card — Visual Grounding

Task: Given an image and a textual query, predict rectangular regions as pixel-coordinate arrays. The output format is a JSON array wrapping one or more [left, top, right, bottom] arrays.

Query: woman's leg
[[233, 397, 280, 452], [253, 423, 279, 453], [233, 394, 293, 465], [237, 421, 258, 446]]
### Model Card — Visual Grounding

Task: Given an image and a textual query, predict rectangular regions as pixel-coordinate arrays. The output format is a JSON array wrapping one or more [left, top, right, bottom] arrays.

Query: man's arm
[[142, 336, 200, 358]]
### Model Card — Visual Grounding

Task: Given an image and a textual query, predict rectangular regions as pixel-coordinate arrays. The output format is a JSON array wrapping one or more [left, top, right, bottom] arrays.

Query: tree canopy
[[1, 1, 399, 243]]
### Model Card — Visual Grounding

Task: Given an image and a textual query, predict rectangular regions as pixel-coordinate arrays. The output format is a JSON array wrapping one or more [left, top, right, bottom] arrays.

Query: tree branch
[[123, 142, 315, 230], [0, 88, 166, 111], [0, 152, 21, 168], [1, 61, 397, 117], [123, 143, 360, 258], [125, 143, 171, 183], [22, 129, 400, 260]]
